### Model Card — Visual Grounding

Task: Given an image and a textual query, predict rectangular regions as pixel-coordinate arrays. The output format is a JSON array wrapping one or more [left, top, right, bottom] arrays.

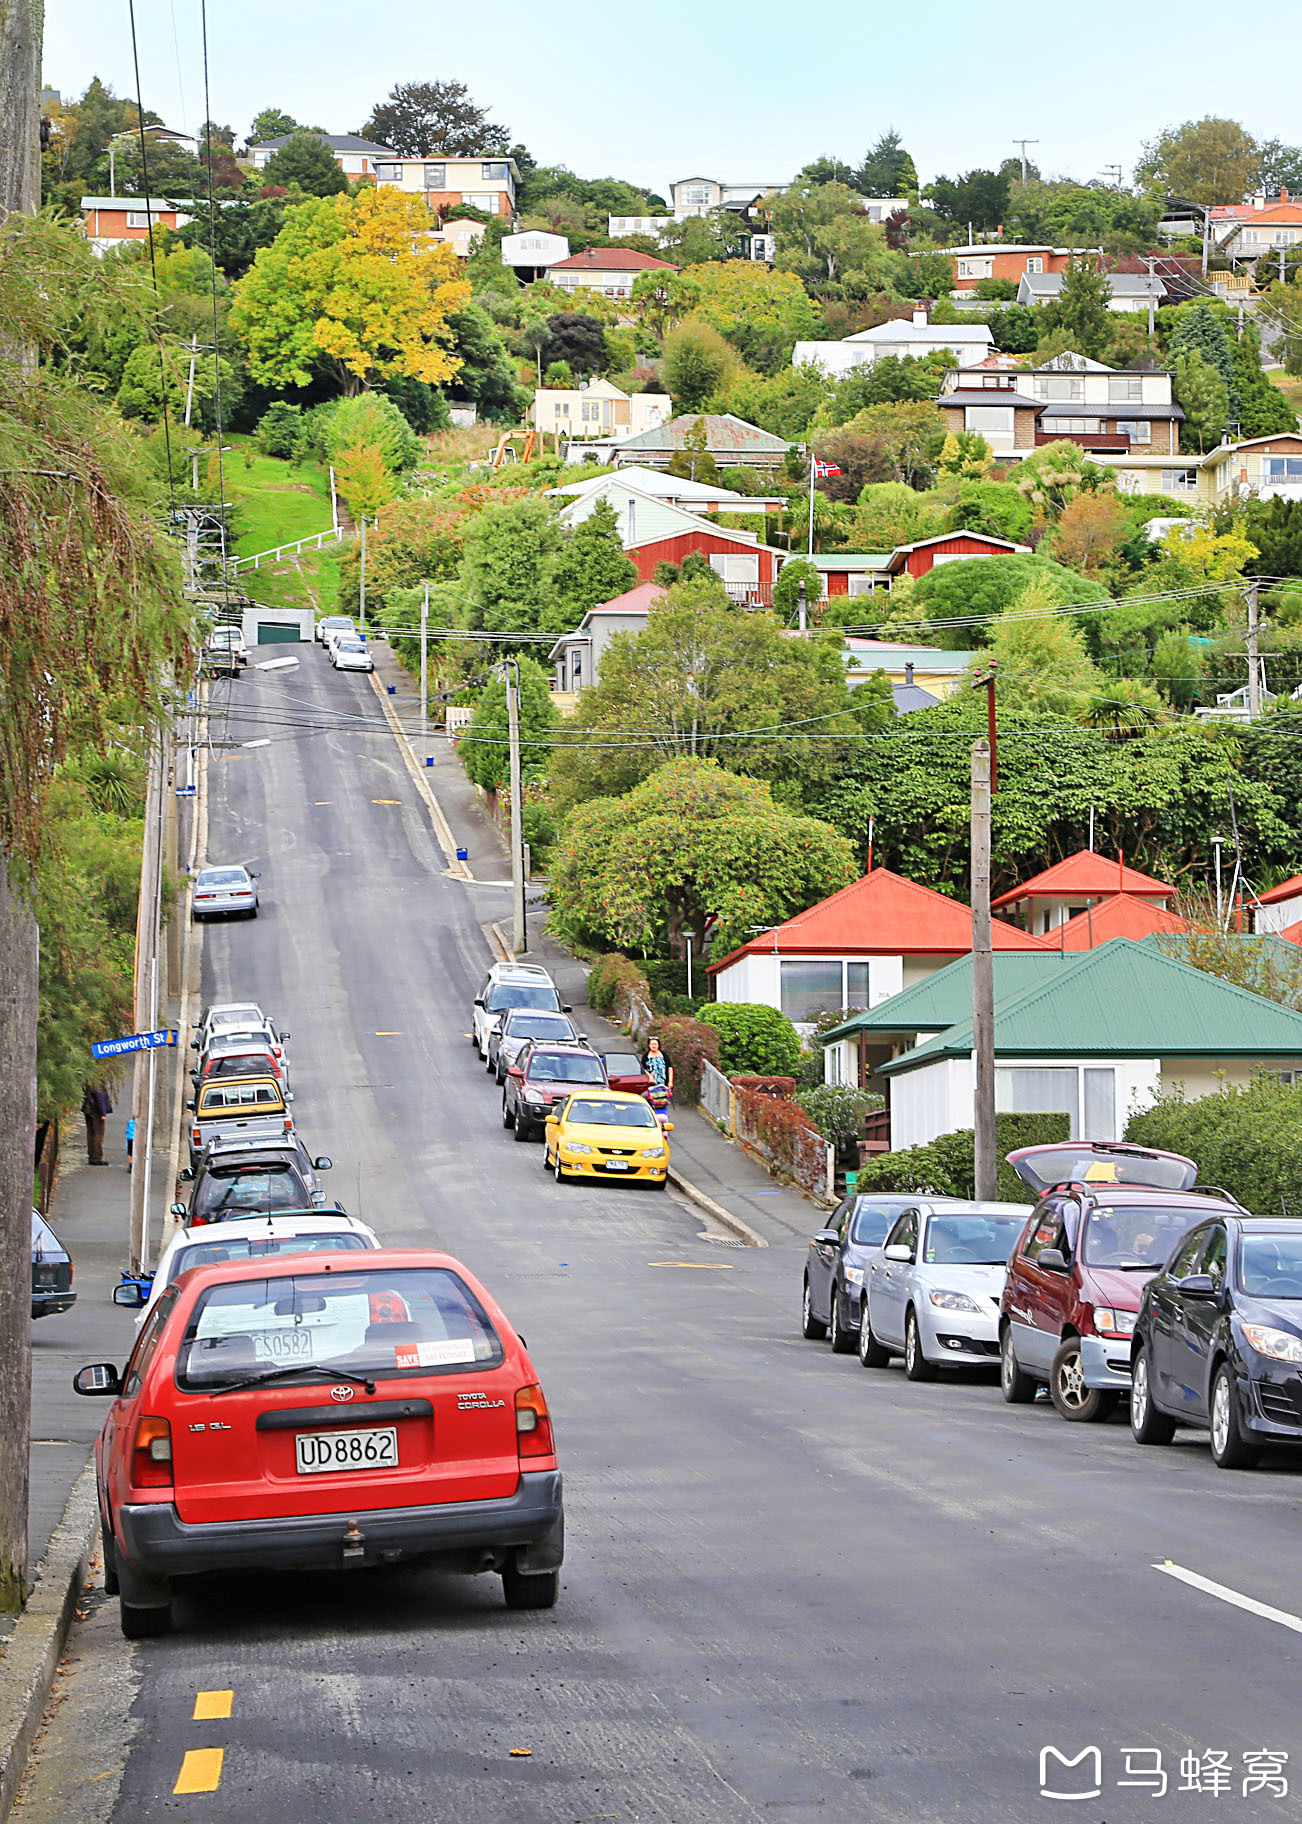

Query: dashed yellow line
[[647, 1261, 735, 1270], [174, 1748, 224, 1793], [193, 1689, 233, 1721], [371, 798, 403, 805]]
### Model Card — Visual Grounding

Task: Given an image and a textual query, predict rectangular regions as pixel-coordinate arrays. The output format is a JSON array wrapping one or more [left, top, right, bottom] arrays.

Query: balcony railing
[[721, 581, 776, 608], [1034, 430, 1132, 451]]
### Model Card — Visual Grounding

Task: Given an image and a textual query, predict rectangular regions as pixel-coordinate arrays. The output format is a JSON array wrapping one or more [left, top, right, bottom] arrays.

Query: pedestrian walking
[[125, 1115, 135, 1171], [81, 1084, 111, 1166], [643, 1037, 674, 1098]]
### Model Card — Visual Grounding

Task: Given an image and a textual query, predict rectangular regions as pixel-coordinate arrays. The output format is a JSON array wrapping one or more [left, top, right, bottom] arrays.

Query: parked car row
[[803, 1140, 1302, 1471], [472, 960, 671, 1187], [315, 615, 373, 672]]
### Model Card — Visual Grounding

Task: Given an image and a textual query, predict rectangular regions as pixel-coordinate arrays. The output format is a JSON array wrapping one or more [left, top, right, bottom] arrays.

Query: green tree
[[1232, 320, 1298, 437], [249, 108, 300, 143], [229, 188, 470, 394], [698, 1003, 802, 1076], [539, 312, 607, 378], [851, 480, 943, 549], [721, 363, 831, 439], [178, 194, 286, 280], [826, 352, 951, 419], [767, 180, 903, 290], [855, 131, 918, 199], [550, 579, 869, 810], [361, 79, 509, 156], [923, 169, 1010, 231], [459, 496, 563, 637], [321, 391, 423, 471], [1044, 258, 1114, 360], [772, 557, 824, 618], [949, 479, 1033, 543], [910, 553, 1110, 648], [1170, 299, 1239, 432], [1014, 441, 1117, 520], [1244, 499, 1302, 577], [1173, 349, 1230, 452], [1256, 139, 1302, 195], [1139, 117, 1259, 207], [663, 320, 736, 409], [461, 656, 558, 792], [549, 757, 856, 958], [980, 576, 1105, 716], [665, 417, 720, 483], [936, 430, 994, 480], [672, 262, 819, 367], [253, 401, 305, 458], [446, 305, 530, 423], [260, 131, 348, 196], [844, 401, 945, 487], [552, 500, 637, 616]]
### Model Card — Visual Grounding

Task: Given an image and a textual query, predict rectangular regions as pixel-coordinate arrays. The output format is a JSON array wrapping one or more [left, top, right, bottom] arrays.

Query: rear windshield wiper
[[208, 1363, 376, 1398]]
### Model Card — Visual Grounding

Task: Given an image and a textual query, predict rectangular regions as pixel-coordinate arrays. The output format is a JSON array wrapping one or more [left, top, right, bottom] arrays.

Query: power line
[[198, 0, 231, 602], [125, 0, 176, 512]]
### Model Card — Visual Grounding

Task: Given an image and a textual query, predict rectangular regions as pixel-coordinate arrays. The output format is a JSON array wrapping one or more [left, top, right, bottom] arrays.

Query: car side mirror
[[112, 1282, 147, 1308], [813, 1228, 840, 1246], [562, 1004, 572, 1013], [883, 1243, 913, 1263], [170, 1202, 187, 1217], [1037, 1247, 1069, 1274], [314, 1156, 332, 1171], [1176, 1272, 1217, 1300], [664, 1122, 674, 1131], [474, 997, 485, 1009], [73, 1363, 121, 1396], [179, 1167, 194, 1183], [285, 1092, 294, 1102], [190, 1037, 200, 1050], [186, 1099, 195, 1111], [189, 1070, 199, 1082], [280, 1030, 290, 1042], [508, 1066, 523, 1079]]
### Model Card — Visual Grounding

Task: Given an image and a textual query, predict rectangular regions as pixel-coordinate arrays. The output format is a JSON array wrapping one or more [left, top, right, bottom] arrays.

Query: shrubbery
[[652, 1016, 720, 1106], [1126, 1077, 1302, 1214], [254, 401, 306, 459], [856, 1112, 1070, 1204], [797, 1084, 884, 1158], [586, 953, 652, 1020], [698, 1002, 801, 1076]]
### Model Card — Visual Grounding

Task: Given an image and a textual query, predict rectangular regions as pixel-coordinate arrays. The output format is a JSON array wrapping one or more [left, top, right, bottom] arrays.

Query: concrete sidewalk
[[368, 640, 821, 1250]]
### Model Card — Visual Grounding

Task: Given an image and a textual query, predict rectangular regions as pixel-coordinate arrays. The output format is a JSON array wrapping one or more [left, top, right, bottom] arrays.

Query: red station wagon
[[77, 1249, 563, 1637]]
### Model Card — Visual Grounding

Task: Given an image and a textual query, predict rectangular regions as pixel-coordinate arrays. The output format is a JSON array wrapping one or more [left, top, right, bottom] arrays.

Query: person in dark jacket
[[81, 1084, 111, 1165]]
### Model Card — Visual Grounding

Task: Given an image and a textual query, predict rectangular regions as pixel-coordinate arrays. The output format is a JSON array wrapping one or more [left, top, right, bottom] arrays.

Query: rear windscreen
[[191, 1167, 309, 1220], [176, 1267, 502, 1387], [199, 1081, 282, 1112], [488, 983, 560, 1013], [170, 1233, 369, 1284]]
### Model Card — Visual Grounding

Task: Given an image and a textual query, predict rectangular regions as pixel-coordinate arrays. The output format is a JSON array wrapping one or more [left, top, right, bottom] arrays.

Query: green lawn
[[1266, 371, 1302, 427], [241, 542, 343, 617], [225, 438, 335, 557]]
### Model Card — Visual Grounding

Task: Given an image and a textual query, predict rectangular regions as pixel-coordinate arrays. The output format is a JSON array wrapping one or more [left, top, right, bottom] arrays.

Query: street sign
[[175, 785, 196, 798], [91, 1028, 177, 1060]]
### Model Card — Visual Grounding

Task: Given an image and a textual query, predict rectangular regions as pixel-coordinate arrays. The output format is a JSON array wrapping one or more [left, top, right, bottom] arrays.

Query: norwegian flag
[[812, 457, 842, 479]]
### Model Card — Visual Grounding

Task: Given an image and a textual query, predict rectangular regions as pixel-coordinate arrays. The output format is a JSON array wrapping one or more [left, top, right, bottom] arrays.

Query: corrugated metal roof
[[1053, 895, 1201, 949], [616, 413, 791, 456], [548, 249, 678, 271], [880, 938, 1302, 1075], [820, 954, 1062, 1043]]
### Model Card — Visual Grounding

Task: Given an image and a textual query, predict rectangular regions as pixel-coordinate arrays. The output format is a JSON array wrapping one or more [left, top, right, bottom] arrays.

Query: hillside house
[[530, 380, 671, 443], [937, 359, 1183, 460], [548, 583, 664, 700], [793, 310, 994, 377], [372, 154, 518, 218], [249, 132, 395, 178], [991, 850, 1176, 938], [612, 412, 792, 475], [81, 195, 193, 252], [544, 248, 678, 300], [939, 243, 1091, 293]]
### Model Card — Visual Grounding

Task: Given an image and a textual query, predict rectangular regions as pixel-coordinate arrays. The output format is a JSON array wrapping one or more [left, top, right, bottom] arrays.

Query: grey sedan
[[489, 1009, 585, 1083], [863, 1202, 1031, 1379], [191, 865, 259, 921]]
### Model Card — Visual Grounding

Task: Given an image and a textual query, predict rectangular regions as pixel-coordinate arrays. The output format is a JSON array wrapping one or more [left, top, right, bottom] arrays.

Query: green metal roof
[[880, 938, 1302, 1076], [820, 954, 1063, 1045]]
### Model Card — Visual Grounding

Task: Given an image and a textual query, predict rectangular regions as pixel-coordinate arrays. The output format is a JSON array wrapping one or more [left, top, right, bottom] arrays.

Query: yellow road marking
[[647, 1261, 735, 1270], [370, 798, 403, 805], [313, 800, 332, 805], [373, 1031, 402, 1036], [174, 1748, 224, 1793], [193, 1690, 232, 1721]]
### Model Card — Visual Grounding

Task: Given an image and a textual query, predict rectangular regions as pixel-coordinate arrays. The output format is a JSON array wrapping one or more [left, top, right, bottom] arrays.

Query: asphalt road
[[16, 649, 1302, 1824]]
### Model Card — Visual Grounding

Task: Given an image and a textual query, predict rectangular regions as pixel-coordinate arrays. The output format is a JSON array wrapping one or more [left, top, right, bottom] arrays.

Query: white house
[[544, 248, 678, 300], [501, 230, 570, 276], [990, 850, 1176, 938], [668, 176, 787, 218], [548, 467, 785, 516], [1253, 873, 1302, 936], [1017, 270, 1167, 315], [793, 310, 994, 376], [530, 380, 671, 444], [248, 132, 395, 177]]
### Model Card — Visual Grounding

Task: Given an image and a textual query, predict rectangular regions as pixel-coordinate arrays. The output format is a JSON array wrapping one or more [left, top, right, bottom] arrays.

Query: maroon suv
[[503, 1042, 608, 1143], [998, 1141, 1239, 1422]]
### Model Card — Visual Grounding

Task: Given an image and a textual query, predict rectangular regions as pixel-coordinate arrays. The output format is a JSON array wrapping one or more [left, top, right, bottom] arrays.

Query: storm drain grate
[[699, 1233, 747, 1248]]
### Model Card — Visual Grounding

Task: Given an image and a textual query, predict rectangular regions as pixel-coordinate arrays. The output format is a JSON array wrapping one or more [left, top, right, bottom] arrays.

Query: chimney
[[912, 306, 929, 327], [905, 662, 915, 685]]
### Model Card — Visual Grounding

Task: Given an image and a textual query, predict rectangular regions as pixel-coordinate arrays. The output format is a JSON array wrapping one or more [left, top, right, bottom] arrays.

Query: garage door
[[256, 622, 301, 644]]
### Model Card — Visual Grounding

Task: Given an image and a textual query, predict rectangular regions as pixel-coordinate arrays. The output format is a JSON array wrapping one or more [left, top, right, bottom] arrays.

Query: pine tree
[[1170, 300, 1240, 428], [1232, 320, 1298, 438], [552, 499, 637, 617], [1044, 259, 1113, 360]]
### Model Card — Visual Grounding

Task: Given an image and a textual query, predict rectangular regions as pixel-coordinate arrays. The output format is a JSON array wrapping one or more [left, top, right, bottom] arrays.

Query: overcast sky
[[43, 0, 1296, 194]]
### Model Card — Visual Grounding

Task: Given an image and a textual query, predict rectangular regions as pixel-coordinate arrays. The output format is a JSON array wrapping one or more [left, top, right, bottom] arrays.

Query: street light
[[682, 925, 697, 1001]]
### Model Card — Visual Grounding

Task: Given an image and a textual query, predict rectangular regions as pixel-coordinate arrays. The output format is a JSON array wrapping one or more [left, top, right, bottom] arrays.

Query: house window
[[780, 961, 845, 1022], [1108, 376, 1143, 402], [458, 192, 498, 213], [1241, 230, 1260, 245], [957, 258, 993, 280], [481, 161, 508, 182], [1266, 458, 1302, 479], [1162, 468, 1199, 492], [552, 402, 569, 416], [1115, 420, 1152, 444], [1048, 418, 1101, 435], [126, 211, 152, 229], [709, 553, 760, 585], [682, 184, 713, 208], [580, 401, 600, 422], [1037, 375, 1085, 401], [965, 406, 1015, 439], [422, 164, 446, 189], [995, 1066, 1116, 1141], [375, 162, 404, 182], [845, 963, 872, 1006], [1026, 256, 1043, 273], [846, 574, 879, 597]]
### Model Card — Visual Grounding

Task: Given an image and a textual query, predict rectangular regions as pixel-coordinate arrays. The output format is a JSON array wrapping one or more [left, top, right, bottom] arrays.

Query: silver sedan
[[191, 865, 259, 921], [862, 1202, 1031, 1380]]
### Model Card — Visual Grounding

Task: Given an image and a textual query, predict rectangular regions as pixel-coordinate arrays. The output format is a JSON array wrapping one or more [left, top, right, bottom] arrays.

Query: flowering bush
[[586, 953, 652, 1020], [653, 1016, 720, 1106], [735, 1088, 827, 1187], [731, 1076, 797, 1098]]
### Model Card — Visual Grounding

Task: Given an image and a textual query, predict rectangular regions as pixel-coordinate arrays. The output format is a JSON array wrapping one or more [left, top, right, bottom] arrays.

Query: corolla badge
[[330, 1385, 356, 1403]]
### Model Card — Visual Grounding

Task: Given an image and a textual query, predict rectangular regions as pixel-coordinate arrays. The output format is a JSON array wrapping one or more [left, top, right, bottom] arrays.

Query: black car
[[503, 1042, 608, 1143], [1131, 1215, 1302, 1469], [802, 1193, 968, 1354], [31, 1210, 75, 1319], [177, 1140, 335, 1226]]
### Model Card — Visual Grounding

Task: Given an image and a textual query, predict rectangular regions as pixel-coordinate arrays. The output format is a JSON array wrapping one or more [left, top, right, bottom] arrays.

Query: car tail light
[[283, 1116, 292, 1132], [191, 1125, 202, 1148], [515, 1384, 554, 1459], [132, 1416, 173, 1488]]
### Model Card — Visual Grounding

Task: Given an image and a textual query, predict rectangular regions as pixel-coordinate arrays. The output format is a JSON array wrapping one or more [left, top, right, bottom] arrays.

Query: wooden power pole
[[0, 0, 44, 1612], [971, 739, 996, 1202]]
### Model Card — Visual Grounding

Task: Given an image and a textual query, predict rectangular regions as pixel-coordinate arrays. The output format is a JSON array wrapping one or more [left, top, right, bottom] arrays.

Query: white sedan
[[331, 635, 374, 673], [316, 615, 356, 646], [191, 864, 259, 920], [861, 1202, 1031, 1379], [122, 1211, 382, 1326]]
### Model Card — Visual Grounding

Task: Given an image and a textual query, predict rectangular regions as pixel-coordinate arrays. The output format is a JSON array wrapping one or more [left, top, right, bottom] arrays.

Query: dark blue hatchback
[[803, 1192, 968, 1355]]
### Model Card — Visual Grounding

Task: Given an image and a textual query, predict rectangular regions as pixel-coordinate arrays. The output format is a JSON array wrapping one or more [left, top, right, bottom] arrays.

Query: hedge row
[[855, 1112, 1070, 1205], [1126, 1077, 1302, 1214]]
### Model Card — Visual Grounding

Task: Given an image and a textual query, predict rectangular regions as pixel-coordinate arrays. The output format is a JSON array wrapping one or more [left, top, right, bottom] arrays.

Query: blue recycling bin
[[386, 684, 396, 696], [425, 756, 435, 768], [456, 847, 468, 862]]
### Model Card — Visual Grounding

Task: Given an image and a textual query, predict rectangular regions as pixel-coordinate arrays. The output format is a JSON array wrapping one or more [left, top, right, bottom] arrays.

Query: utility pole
[[502, 659, 527, 955], [358, 515, 367, 634], [0, 0, 43, 1615], [183, 334, 199, 429], [971, 739, 996, 1201], [796, 578, 807, 633], [1145, 255, 1156, 338], [1246, 581, 1261, 719], [1013, 139, 1039, 186], [973, 662, 998, 793], [419, 580, 429, 726], [129, 726, 167, 1273]]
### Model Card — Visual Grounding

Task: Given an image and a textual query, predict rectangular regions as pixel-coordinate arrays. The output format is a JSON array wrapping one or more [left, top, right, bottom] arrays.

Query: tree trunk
[[0, 868, 37, 1610], [0, 0, 44, 1611]]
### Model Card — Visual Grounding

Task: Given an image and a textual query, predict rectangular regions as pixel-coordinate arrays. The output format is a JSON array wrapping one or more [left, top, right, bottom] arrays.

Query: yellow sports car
[[543, 1091, 672, 1187]]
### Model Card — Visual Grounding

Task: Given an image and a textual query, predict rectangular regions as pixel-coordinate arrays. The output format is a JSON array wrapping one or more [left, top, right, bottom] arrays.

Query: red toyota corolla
[[76, 1249, 563, 1637]]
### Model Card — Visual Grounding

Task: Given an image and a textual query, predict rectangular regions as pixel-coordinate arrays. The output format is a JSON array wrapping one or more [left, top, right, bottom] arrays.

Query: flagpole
[[808, 453, 816, 554]]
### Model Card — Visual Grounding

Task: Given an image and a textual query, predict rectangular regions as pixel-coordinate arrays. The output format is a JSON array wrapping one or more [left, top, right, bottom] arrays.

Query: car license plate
[[254, 1329, 313, 1362], [605, 1159, 629, 1171], [295, 1426, 399, 1475]]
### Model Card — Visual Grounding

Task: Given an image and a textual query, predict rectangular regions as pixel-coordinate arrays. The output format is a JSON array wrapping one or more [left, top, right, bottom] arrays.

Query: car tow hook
[[342, 1518, 366, 1564]]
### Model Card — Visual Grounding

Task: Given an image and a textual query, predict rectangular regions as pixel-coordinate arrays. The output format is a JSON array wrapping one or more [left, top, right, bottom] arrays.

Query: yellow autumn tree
[[229, 187, 470, 395]]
